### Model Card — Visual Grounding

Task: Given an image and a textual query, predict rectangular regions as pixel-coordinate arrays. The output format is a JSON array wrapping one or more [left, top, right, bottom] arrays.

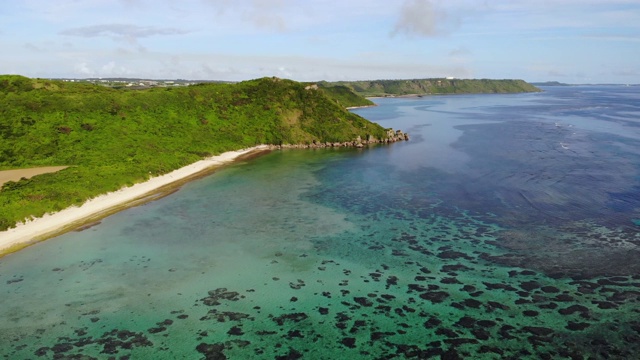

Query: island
[[319, 78, 541, 97], [0, 75, 408, 254]]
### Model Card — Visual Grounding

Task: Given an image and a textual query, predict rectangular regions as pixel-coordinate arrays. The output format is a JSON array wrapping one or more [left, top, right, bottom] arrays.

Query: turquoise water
[[1, 86, 640, 359]]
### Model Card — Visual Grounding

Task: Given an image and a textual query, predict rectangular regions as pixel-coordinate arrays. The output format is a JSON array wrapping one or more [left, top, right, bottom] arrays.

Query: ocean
[[1, 86, 639, 359]]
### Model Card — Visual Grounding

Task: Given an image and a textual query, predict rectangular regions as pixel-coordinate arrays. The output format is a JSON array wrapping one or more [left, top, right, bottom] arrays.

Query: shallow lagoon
[[1, 86, 639, 359]]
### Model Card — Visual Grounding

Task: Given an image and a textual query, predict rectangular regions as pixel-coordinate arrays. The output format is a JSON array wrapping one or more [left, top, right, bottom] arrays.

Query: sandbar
[[0, 146, 269, 256]]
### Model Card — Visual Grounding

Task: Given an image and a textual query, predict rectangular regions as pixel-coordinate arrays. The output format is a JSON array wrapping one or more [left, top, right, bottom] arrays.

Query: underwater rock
[[227, 326, 244, 336], [200, 288, 240, 306], [353, 297, 373, 307], [477, 320, 497, 328], [553, 294, 575, 302], [566, 321, 591, 331], [289, 279, 305, 290], [558, 304, 589, 316], [286, 330, 304, 339], [471, 328, 490, 341], [437, 250, 472, 260], [51, 343, 73, 353], [482, 282, 518, 292], [519, 281, 541, 291], [435, 328, 459, 338], [498, 325, 516, 340], [196, 342, 226, 360], [423, 316, 442, 329], [523, 326, 554, 336], [419, 291, 450, 303], [441, 277, 462, 285], [454, 316, 476, 328], [272, 313, 308, 326], [275, 348, 303, 360], [147, 326, 166, 334], [541, 286, 560, 293], [462, 299, 482, 308], [340, 337, 357, 348], [595, 301, 618, 309]]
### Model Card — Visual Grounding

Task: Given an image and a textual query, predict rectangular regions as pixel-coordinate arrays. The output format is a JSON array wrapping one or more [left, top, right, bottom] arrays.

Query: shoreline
[[0, 145, 270, 257]]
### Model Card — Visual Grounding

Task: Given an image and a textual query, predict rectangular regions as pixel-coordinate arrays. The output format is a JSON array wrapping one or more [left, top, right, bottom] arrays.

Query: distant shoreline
[[0, 146, 270, 257]]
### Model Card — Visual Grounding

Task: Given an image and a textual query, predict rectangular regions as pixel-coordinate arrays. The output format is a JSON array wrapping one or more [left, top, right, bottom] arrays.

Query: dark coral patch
[[200, 288, 240, 306], [227, 326, 244, 336], [275, 348, 303, 360], [419, 291, 450, 304], [423, 316, 442, 329], [341, 337, 357, 348], [520, 281, 541, 291], [553, 294, 575, 302], [523, 327, 554, 336], [272, 313, 308, 326], [435, 328, 459, 338], [441, 277, 462, 284], [462, 299, 482, 308], [471, 328, 490, 341], [595, 301, 618, 309], [486, 301, 510, 312], [540, 286, 560, 293], [437, 250, 473, 260], [477, 320, 497, 328], [566, 321, 591, 331], [558, 305, 589, 316], [454, 316, 476, 328], [498, 325, 516, 340], [353, 297, 373, 307]]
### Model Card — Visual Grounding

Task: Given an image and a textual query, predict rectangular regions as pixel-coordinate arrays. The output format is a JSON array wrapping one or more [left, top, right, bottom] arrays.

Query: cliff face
[[322, 78, 541, 97]]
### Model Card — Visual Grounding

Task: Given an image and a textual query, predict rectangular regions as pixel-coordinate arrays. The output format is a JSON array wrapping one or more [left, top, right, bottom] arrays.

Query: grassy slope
[[0, 75, 386, 230], [325, 78, 541, 97], [315, 83, 375, 107]]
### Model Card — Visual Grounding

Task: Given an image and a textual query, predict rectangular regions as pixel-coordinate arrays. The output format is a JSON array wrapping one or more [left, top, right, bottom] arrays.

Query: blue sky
[[1, 0, 639, 83]]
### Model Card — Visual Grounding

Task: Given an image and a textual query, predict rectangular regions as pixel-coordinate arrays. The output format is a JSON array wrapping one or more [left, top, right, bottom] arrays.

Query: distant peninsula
[[320, 78, 541, 97], [0, 75, 407, 241], [530, 81, 570, 86]]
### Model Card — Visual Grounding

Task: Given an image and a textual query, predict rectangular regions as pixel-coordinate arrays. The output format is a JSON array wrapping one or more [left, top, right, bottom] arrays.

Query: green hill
[[314, 84, 375, 108], [323, 78, 541, 97], [0, 75, 389, 230]]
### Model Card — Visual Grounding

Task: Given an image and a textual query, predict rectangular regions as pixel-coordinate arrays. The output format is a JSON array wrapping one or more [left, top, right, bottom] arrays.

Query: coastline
[[0, 145, 270, 257], [345, 104, 377, 110]]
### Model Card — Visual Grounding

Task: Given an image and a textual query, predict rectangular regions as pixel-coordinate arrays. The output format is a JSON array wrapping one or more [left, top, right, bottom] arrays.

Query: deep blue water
[[1, 86, 639, 359]]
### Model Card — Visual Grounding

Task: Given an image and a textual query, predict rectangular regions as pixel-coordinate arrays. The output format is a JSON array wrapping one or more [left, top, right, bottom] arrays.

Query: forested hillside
[[322, 78, 541, 97], [0, 75, 387, 230]]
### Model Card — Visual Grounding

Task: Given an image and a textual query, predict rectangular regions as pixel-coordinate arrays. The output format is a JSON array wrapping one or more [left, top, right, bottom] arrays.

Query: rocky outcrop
[[266, 128, 409, 150]]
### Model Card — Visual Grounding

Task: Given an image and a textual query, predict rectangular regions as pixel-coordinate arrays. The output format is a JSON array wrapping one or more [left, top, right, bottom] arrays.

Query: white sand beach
[[0, 145, 269, 254]]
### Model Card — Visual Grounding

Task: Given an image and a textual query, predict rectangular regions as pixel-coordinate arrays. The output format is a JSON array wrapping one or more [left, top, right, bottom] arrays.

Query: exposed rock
[[266, 128, 409, 150]]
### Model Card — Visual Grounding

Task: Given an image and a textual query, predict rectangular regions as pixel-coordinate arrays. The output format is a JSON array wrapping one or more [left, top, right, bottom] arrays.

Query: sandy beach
[[0, 145, 269, 255]]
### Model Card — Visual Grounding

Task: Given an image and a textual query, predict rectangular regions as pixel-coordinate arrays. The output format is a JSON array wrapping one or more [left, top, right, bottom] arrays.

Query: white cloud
[[391, 0, 458, 37], [74, 62, 94, 76], [60, 24, 189, 39]]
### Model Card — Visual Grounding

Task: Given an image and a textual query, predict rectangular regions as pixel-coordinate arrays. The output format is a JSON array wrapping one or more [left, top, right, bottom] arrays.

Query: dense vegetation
[[315, 84, 375, 108], [0, 75, 387, 230], [321, 78, 541, 97]]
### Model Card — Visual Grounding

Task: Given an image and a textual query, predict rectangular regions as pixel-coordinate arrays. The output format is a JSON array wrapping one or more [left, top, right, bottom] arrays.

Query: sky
[[1, 0, 639, 83]]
